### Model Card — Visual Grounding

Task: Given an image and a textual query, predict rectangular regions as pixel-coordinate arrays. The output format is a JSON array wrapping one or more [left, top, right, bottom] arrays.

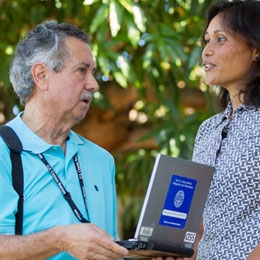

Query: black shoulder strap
[[0, 125, 23, 235]]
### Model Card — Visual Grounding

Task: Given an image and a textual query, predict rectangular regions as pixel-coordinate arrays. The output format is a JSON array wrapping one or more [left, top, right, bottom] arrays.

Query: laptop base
[[116, 240, 194, 259]]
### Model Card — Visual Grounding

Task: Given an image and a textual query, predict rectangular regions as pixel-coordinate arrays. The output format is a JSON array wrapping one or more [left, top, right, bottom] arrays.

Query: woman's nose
[[202, 43, 215, 58]]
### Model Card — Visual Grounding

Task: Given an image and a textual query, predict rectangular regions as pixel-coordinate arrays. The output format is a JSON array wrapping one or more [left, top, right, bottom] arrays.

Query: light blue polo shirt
[[0, 113, 118, 259]]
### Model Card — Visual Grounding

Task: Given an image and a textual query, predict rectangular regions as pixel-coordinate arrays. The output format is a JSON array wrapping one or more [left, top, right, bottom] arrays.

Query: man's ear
[[31, 63, 49, 90]]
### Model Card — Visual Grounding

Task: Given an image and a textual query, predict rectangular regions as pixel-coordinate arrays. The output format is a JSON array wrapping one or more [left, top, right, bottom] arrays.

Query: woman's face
[[202, 13, 257, 92]]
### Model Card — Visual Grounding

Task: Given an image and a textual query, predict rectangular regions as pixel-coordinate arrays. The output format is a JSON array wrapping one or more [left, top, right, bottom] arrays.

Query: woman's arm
[[247, 243, 260, 260], [152, 220, 204, 260], [186, 219, 203, 260]]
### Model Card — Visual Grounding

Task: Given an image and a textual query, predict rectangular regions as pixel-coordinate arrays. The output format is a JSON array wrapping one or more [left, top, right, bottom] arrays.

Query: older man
[[0, 20, 128, 260]]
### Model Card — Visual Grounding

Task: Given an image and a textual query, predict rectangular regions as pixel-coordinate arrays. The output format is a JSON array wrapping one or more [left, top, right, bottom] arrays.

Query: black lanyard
[[38, 153, 90, 223]]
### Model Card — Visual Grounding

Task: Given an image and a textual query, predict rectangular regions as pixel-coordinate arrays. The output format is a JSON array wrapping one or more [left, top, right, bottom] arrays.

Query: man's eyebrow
[[75, 62, 91, 68], [73, 62, 96, 72], [73, 61, 96, 70]]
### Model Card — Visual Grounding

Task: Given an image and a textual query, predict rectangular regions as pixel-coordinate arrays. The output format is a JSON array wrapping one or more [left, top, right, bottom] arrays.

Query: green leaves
[[109, 1, 122, 37], [89, 5, 109, 34], [0, 0, 217, 233]]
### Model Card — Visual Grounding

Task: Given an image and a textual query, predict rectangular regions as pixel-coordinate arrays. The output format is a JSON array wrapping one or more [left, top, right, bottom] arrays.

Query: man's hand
[[59, 223, 128, 259]]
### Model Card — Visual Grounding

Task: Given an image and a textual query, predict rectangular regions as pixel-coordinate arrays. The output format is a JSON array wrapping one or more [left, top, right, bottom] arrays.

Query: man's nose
[[85, 74, 99, 92]]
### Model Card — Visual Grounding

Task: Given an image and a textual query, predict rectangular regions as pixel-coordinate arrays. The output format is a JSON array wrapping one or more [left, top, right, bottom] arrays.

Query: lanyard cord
[[38, 153, 90, 223]]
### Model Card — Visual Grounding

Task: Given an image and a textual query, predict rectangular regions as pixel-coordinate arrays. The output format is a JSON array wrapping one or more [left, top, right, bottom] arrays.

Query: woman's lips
[[203, 62, 216, 72]]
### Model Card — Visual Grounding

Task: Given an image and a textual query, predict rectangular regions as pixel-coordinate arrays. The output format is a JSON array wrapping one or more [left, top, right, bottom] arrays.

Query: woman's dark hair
[[202, 0, 260, 108]]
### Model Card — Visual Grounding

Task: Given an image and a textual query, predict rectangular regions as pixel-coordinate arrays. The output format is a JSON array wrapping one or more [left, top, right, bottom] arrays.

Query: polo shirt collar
[[7, 112, 84, 154]]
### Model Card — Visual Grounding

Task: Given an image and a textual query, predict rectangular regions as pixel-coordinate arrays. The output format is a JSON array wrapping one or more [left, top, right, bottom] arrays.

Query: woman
[[192, 0, 260, 259]]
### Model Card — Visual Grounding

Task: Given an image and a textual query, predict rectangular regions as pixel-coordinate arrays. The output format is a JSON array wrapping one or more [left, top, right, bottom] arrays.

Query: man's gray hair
[[9, 20, 90, 106]]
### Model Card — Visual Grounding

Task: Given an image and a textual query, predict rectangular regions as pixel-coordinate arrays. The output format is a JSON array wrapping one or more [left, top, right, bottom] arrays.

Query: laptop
[[116, 154, 214, 259]]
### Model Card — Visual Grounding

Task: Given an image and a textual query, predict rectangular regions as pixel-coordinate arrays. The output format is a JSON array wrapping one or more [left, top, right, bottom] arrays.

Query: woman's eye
[[204, 38, 210, 45], [217, 35, 226, 43]]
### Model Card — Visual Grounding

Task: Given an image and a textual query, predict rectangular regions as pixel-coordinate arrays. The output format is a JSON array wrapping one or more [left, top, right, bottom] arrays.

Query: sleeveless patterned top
[[192, 102, 260, 259]]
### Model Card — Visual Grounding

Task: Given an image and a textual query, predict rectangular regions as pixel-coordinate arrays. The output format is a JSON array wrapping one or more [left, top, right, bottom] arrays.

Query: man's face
[[46, 37, 99, 124]]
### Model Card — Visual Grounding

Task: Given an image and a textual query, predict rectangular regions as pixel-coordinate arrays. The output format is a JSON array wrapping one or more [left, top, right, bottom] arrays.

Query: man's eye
[[79, 67, 87, 74]]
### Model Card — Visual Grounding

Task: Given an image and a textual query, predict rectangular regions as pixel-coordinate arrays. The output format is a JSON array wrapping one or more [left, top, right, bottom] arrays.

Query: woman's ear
[[253, 49, 260, 62], [31, 63, 48, 90]]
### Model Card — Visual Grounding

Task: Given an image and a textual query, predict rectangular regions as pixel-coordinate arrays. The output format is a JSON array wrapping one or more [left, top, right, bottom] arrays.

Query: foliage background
[[0, 0, 218, 236]]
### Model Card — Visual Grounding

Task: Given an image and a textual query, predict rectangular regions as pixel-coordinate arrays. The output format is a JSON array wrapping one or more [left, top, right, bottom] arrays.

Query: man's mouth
[[80, 92, 93, 104], [81, 98, 90, 104]]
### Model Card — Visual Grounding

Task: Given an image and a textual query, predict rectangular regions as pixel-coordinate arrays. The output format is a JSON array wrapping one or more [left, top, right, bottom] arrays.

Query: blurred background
[[0, 0, 219, 238]]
